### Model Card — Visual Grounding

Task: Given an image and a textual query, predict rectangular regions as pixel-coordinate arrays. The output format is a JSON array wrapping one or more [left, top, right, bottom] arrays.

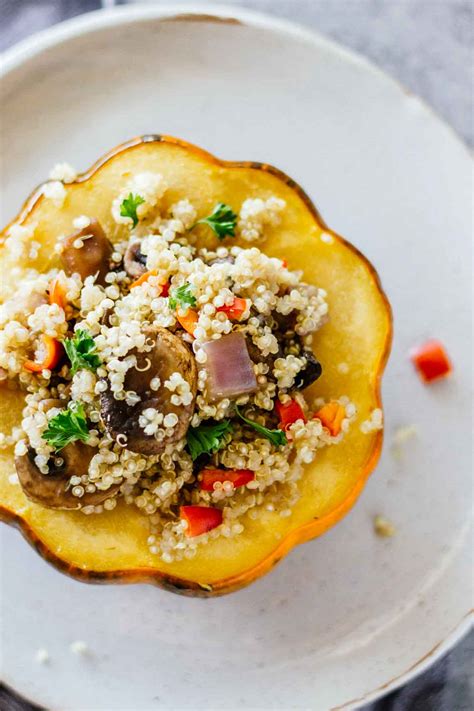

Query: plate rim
[[0, 3, 472, 709], [0, 0, 470, 157]]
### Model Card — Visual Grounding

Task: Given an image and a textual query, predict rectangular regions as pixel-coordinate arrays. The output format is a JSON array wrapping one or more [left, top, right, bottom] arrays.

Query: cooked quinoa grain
[[0, 176, 362, 561]]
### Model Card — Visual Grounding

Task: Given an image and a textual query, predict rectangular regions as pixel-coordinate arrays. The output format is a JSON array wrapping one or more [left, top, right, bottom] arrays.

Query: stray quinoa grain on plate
[[0, 167, 357, 563]]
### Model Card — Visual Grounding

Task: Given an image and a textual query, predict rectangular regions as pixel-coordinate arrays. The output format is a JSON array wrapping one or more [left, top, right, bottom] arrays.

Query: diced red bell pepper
[[24, 335, 62, 373], [199, 468, 254, 492], [314, 402, 345, 436], [180, 506, 223, 537], [216, 297, 248, 321], [410, 340, 452, 383], [275, 399, 306, 431]]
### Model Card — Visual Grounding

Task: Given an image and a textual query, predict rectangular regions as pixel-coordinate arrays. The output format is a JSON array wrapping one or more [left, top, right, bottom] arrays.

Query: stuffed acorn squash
[[0, 135, 391, 596]]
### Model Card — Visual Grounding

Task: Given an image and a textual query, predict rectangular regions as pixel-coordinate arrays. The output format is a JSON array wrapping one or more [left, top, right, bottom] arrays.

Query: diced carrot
[[410, 340, 452, 383], [314, 401, 345, 436], [216, 297, 248, 321], [24, 335, 62, 373], [180, 506, 223, 537], [275, 399, 306, 431], [199, 468, 254, 492], [177, 308, 199, 337], [130, 269, 169, 293], [49, 277, 67, 310]]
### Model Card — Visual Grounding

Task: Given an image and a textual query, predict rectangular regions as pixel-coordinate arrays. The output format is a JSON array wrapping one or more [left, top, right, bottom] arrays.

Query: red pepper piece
[[275, 399, 306, 431], [410, 340, 452, 383], [199, 468, 254, 492], [180, 506, 223, 537], [216, 297, 248, 321]]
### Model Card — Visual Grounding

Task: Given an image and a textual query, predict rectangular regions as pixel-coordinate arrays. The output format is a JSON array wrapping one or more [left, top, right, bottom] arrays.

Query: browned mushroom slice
[[100, 327, 197, 454], [15, 442, 120, 510], [60, 218, 113, 285], [124, 241, 147, 278]]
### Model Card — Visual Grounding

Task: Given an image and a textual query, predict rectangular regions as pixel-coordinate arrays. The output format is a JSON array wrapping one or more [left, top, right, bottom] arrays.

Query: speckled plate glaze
[[0, 4, 472, 710]]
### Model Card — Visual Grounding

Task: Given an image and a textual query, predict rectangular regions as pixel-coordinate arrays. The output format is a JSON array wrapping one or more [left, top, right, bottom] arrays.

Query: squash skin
[[0, 135, 392, 597]]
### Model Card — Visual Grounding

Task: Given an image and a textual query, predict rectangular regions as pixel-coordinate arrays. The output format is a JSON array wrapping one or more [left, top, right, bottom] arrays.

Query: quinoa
[[42, 180, 67, 208], [0, 177, 364, 563], [373, 515, 396, 538], [360, 408, 383, 433], [49, 162, 77, 183]]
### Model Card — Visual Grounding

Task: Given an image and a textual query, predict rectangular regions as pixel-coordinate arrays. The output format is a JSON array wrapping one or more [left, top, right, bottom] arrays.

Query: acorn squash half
[[0, 136, 392, 596]]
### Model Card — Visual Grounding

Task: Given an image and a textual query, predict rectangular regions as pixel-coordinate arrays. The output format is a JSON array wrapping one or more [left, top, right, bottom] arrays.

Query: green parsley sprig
[[63, 329, 102, 375], [42, 401, 90, 452], [186, 420, 233, 460], [120, 192, 145, 228], [193, 203, 237, 239], [235, 406, 287, 447], [169, 282, 197, 312]]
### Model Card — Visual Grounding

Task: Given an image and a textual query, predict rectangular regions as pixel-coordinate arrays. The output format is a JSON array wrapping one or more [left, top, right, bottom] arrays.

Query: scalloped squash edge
[[0, 135, 392, 596]]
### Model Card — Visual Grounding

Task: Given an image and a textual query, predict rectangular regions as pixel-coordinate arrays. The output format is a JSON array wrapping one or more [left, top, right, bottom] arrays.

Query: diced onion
[[202, 332, 257, 401]]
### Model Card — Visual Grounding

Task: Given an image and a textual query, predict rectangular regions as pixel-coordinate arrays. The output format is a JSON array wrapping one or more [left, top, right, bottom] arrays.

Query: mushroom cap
[[124, 241, 147, 278], [60, 218, 113, 285], [15, 442, 120, 510], [100, 327, 197, 454]]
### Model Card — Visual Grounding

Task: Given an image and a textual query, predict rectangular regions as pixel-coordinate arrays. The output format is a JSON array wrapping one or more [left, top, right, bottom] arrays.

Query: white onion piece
[[202, 332, 257, 401]]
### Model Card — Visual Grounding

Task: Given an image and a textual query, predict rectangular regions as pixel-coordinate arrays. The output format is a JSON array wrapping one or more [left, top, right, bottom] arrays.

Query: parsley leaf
[[194, 203, 237, 239], [169, 282, 197, 312], [42, 401, 90, 452], [235, 407, 287, 447], [186, 420, 233, 460], [63, 329, 102, 375], [120, 192, 145, 228]]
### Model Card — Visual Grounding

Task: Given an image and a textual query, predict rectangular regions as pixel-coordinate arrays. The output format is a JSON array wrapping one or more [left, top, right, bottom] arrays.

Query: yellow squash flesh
[[0, 136, 392, 596]]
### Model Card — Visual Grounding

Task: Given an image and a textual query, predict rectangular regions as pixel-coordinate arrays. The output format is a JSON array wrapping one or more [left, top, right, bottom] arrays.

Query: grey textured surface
[[0, 1, 472, 710]]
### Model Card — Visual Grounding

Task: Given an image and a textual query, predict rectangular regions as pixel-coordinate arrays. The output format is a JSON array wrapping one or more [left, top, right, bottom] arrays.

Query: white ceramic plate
[[0, 4, 472, 709]]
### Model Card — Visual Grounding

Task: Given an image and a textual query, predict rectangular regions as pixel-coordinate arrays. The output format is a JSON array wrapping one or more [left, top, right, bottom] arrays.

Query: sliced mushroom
[[100, 327, 197, 454], [272, 309, 297, 334], [294, 351, 322, 390], [124, 241, 147, 278], [15, 443, 120, 510], [60, 218, 113, 285], [245, 335, 282, 372]]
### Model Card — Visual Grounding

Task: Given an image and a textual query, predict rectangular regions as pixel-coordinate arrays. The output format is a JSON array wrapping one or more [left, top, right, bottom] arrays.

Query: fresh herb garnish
[[169, 282, 197, 312], [186, 420, 233, 460], [63, 329, 101, 375], [193, 203, 237, 239], [120, 192, 145, 228], [42, 401, 90, 452], [235, 407, 287, 447]]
